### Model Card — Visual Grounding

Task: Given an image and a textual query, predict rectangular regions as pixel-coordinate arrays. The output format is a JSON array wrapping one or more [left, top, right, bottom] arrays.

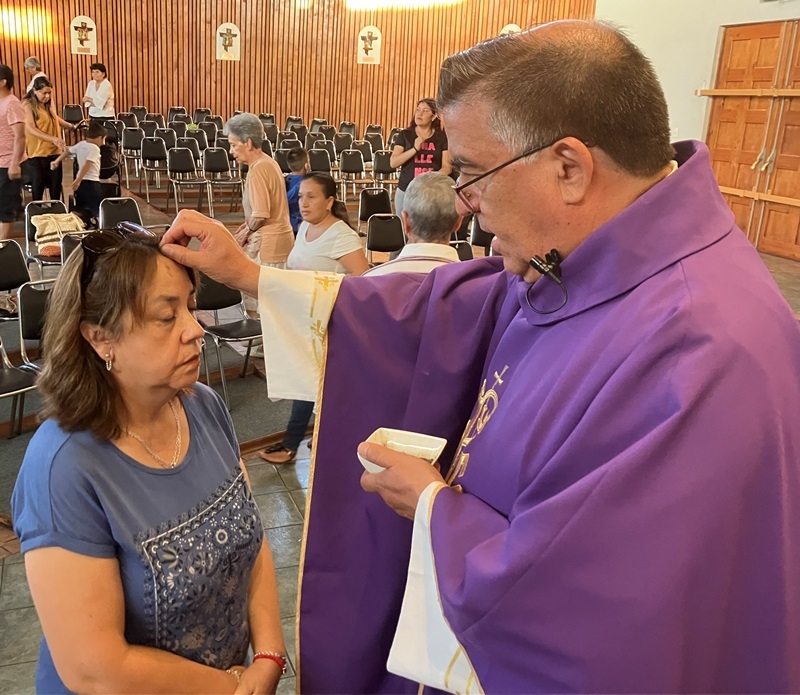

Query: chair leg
[[214, 341, 231, 410], [207, 183, 214, 218], [16, 392, 25, 436], [165, 182, 172, 212], [174, 184, 180, 213], [241, 340, 253, 378], [144, 170, 150, 203], [124, 158, 130, 190], [7, 395, 18, 439]]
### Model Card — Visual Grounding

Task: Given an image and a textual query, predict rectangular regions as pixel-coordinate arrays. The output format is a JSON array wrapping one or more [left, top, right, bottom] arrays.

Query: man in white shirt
[[24, 57, 46, 94], [364, 171, 461, 276]]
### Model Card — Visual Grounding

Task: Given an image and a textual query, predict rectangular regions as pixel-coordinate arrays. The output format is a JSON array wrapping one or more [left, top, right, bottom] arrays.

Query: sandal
[[258, 444, 297, 465]]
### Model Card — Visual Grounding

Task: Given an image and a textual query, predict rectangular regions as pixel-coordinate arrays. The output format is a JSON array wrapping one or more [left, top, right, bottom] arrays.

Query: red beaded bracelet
[[253, 651, 288, 674]]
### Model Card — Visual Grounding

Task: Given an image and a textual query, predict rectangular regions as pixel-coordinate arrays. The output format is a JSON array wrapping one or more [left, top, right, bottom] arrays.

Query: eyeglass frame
[[452, 136, 594, 213], [80, 222, 158, 294]]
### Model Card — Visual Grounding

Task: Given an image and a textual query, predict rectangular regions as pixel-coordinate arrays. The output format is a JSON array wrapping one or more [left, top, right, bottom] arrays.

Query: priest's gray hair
[[403, 172, 460, 243], [24, 56, 41, 70], [438, 20, 675, 178], [225, 113, 264, 148]]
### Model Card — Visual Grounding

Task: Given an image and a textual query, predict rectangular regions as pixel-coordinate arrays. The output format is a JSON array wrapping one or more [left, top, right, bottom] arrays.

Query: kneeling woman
[[13, 227, 286, 694]]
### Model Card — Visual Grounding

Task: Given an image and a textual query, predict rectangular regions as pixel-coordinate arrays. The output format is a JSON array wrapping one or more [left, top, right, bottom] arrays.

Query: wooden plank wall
[[0, 0, 595, 133]]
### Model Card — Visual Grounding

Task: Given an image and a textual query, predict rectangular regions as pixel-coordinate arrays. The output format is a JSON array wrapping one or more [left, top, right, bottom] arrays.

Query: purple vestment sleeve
[[297, 257, 514, 694]]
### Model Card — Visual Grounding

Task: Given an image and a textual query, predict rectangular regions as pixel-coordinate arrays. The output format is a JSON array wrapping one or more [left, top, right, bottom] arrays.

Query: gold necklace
[[122, 399, 182, 468]]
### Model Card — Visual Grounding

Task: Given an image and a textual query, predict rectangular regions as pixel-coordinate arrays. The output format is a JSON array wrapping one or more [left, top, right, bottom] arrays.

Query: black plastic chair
[[121, 127, 144, 188], [309, 117, 328, 133], [62, 104, 84, 125], [140, 120, 158, 138], [145, 112, 166, 129], [364, 124, 383, 137], [277, 138, 302, 153], [333, 132, 354, 156], [0, 240, 30, 323], [177, 137, 202, 165], [186, 129, 209, 153], [318, 124, 336, 141], [338, 149, 371, 201], [372, 150, 398, 193], [129, 106, 148, 123], [273, 150, 292, 174], [470, 215, 495, 255], [99, 197, 143, 228], [167, 106, 187, 123], [364, 132, 384, 154], [451, 240, 474, 261], [258, 113, 276, 127], [155, 127, 177, 150], [284, 115, 304, 131], [289, 123, 308, 141], [366, 214, 405, 264], [17, 278, 54, 373], [308, 148, 332, 175], [193, 107, 212, 125], [305, 132, 325, 149], [263, 123, 279, 147], [338, 121, 357, 138], [205, 115, 224, 130], [352, 140, 373, 166], [388, 127, 402, 148], [358, 187, 392, 236], [198, 122, 218, 145], [203, 147, 243, 214], [24, 200, 68, 272], [0, 334, 37, 438], [167, 148, 212, 215], [313, 140, 337, 168], [140, 137, 169, 202], [117, 112, 139, 128], [172, 114, 193, 126], [196, 273, 262, 410], [60, 231, 90, 266], [260, 139, 274, 158], [171, 121, 188, 139]]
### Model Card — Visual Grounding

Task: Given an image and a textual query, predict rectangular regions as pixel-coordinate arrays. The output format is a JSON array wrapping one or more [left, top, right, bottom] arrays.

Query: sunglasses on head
[[80, 222, 158, 293]]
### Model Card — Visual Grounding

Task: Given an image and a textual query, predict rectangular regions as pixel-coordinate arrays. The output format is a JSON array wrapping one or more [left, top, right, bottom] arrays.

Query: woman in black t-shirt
[[390, 98, 451, 214]]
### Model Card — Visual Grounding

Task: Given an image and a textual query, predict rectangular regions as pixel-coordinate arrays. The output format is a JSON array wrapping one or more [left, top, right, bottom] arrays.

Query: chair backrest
[[118, 112, 139, 128], [197, 272, 243, 312], [305, 132, 325, 149], [18, 279, 54, 343], [141, 136, 168, 162], [121, 127, 144, 151], [259, 113, 276, 126], [263, 123, 279, 145], [168, 147, 199, 175], [366, 214, 405, 253], [0, 240, 30, 293], [352, 140, 373, 163], [260, 139, 274, 158], [193, 107, 212, 124], [140, 120, 158, 137], [308, 148, 332, 174], [284, 115, 303, 131], [364, 132, 384, 154], [275, 131, 294, 149], [319, 124, 336, 141], [25, 200, 67, 243], [313, 139, 337, 163], [61, 232, 89, 265], [289, 123, 308, 141], [339, 149, 365, 175], [451, 241, 474, 261], [187, 129, 209, 150], [372, 150, 397, 177], [145, 112, 166, 128], [388, 127, 402, 147], [171, 121, 188, 138], [108, 119, 125, 140], [167, 106, 186, 122], [177, 137, 202, 161], [199, 122, 218, 142], [358, 187, 392, 221], [172, 113, 193, 125], [98, 197, 143, 228], [129, 106, 148, 122], [62, 104, 84, 124], [338, 121, 357, 138], [333, 132, 354, 154], [309, 117, 328, 133], [278, 138, 301, 152], [274, 149, 291, 174], [364, 124, 383, 137], [469, 215, 494, 251], [155, 127, 177, 150], [102, 121, 120, 144], [206, 115, 224, 130], [203, 147, 232, 175]]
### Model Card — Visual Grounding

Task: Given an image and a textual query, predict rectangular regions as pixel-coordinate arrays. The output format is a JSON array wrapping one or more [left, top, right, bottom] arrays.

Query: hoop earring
[[105, 353, 113, 371]]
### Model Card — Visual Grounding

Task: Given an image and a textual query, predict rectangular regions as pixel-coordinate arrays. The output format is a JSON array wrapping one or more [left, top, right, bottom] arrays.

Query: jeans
[[74, 180, 104, 220], [282, 400, 314, 451]]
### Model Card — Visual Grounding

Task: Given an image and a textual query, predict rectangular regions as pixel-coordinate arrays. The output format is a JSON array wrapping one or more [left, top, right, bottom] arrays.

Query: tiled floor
[[0, 445, 311, 694]]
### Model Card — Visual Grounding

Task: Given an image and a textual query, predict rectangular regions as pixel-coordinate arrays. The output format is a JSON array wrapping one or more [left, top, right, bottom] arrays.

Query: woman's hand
[[234, 660, 282, 695], [52, 137, 67, 151], [413, 135, 425, 150], [233, 224, 250, 246]]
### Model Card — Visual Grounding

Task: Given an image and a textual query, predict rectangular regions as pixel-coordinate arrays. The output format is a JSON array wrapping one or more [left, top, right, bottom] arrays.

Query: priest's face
[[444, 101, 564, 283]]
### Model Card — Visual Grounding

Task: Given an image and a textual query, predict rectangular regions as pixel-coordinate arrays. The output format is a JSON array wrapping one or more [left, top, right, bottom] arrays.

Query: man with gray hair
[[163, 20, 800, 693], [364, 171, 460, 276], [23, 57, 46, 94], [225, 112, 293, 270]]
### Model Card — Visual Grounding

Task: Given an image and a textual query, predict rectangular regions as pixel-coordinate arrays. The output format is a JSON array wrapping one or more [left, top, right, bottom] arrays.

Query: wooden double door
[[705, 20, 800, 260]]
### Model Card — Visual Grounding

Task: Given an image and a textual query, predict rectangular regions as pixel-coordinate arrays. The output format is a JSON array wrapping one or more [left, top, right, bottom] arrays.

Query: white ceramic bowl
[[357, 427, 448, 474]]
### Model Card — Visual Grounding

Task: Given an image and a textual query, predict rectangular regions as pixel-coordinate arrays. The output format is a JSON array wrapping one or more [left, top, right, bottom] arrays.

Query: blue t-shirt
[[285, 174, 303, 234], [12, 384, 263, 694]]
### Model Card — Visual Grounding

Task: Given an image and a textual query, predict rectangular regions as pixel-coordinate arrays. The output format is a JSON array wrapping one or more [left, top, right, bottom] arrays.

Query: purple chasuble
[[297, 141, 800, 693]]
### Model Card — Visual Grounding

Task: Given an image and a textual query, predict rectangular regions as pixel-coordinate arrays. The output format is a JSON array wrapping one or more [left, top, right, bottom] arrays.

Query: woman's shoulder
[[20, 419, 106, 482]]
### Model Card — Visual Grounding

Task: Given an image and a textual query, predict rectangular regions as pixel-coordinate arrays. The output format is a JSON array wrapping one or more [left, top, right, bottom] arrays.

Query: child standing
[[285, 147, 309, 235], [51, 121, 105, 222]]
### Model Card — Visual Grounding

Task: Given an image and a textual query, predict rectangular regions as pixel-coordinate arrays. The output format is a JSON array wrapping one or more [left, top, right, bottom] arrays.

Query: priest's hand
[[161, 209, 260, 297], [359, 442, 445, 520]]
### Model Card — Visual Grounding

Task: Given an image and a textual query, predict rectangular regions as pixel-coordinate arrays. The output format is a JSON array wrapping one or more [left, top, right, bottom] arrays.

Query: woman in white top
[[83, 62, 114, 121], [260, 173, 368, 464]]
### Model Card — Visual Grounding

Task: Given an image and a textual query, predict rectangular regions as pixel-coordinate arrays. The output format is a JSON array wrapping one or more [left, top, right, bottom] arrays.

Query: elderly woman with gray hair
[[24, 56, 47, 93], [225, 113, 293, 269]]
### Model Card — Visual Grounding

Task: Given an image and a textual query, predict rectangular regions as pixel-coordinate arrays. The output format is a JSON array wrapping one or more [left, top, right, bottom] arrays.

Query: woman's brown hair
[[37, 233, 198, 440]]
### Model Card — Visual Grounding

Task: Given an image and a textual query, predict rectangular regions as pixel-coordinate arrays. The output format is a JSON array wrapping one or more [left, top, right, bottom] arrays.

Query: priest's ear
[[551, 137, 594, 205]]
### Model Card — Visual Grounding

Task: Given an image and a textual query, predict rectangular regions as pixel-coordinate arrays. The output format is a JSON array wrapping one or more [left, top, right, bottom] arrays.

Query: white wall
[[594, 0, 800, 141]]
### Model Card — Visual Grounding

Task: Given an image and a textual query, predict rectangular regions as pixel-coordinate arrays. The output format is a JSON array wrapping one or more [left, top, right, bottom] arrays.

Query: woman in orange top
[[22, 76, 77, 202]]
